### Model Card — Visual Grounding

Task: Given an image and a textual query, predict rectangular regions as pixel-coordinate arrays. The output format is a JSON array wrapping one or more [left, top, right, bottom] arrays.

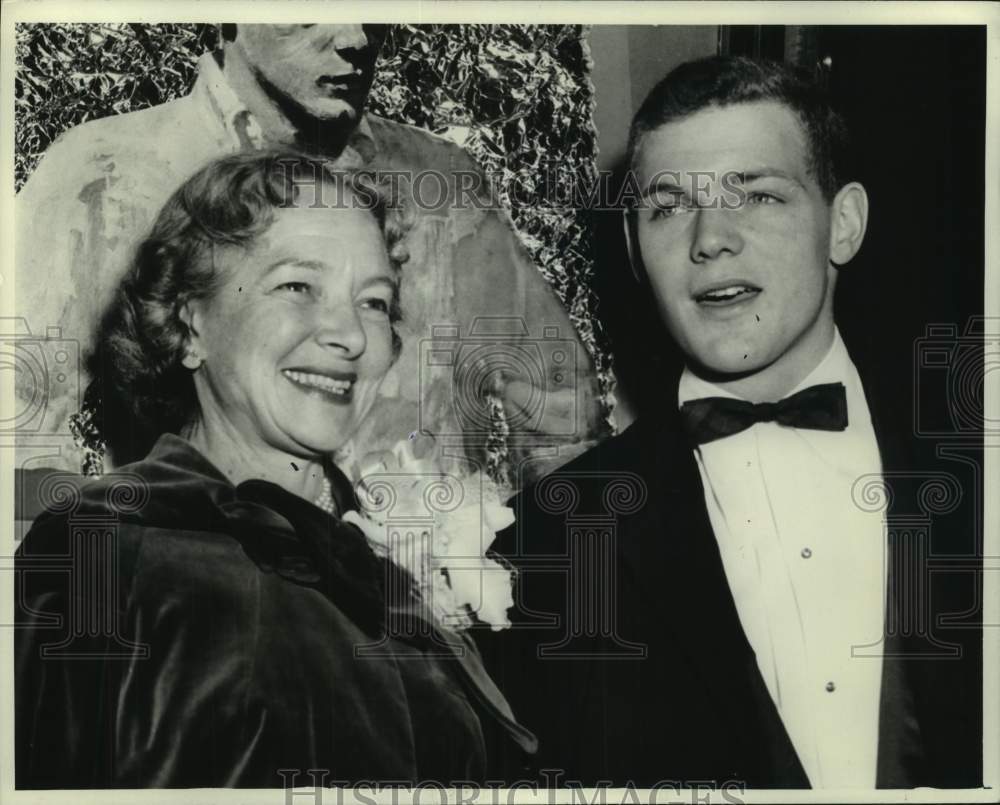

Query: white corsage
[[341, 439, 516, 631]]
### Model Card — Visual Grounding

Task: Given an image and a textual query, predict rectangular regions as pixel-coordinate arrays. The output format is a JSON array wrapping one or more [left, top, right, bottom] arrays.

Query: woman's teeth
[[284, 370, 353, 395]]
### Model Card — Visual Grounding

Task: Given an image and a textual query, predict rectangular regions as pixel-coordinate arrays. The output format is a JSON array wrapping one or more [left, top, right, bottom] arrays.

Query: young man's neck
[[218, 47, 357, 157]]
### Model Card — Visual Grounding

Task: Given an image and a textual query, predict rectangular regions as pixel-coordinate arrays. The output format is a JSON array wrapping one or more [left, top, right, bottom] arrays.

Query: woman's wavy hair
[[88, 150, 410, 466]]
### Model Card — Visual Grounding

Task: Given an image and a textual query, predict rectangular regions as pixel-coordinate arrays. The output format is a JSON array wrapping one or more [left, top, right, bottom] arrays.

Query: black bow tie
[[679, 382, 849, 445]]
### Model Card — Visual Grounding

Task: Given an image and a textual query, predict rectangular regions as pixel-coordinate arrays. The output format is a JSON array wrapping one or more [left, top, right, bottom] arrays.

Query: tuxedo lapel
[[616, 409, 809, 787], [856, 361, 928, 787], [641, 410, 752, 664]]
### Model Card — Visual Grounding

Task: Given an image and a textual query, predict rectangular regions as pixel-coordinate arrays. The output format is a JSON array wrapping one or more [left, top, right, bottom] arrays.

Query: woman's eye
[[360, 298, 390, 314], [277, 281, 311, 294]]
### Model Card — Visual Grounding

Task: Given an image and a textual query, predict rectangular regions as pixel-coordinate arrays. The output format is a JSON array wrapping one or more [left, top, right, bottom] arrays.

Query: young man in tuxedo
[[482, 56, 982, 789]]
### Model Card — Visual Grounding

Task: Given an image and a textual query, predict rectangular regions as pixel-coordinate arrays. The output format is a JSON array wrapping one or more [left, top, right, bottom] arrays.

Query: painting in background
[[14, 22, 611, 474]]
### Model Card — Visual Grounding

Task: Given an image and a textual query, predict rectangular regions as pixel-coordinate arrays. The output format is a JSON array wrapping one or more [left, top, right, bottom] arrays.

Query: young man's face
[[631, 101, 840, 394]]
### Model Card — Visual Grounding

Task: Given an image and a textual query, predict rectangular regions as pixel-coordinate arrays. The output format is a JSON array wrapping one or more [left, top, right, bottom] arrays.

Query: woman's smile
[[282, 368, 357, 400]]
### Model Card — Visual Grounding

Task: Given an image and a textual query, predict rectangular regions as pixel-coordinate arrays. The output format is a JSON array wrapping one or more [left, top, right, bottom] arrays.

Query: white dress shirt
[[678, 330, 887, 788]]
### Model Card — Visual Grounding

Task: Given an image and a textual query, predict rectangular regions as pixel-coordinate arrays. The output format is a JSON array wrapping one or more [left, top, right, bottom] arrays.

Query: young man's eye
[[747, 191, 781, 205], [649, 202, 690, 221]]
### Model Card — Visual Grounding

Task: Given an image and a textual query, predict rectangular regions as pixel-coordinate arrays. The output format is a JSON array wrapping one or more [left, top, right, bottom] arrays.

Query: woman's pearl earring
[[182, 351, 203, 370]]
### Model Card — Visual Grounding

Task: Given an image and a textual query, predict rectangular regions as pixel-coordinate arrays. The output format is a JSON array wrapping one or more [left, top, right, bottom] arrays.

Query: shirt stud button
[[825, 681, 836, 692], [801, 547, 813, 559]]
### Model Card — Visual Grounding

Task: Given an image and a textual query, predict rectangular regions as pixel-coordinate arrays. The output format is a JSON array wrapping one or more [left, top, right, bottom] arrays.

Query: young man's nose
[[689, 207, 744, 263]]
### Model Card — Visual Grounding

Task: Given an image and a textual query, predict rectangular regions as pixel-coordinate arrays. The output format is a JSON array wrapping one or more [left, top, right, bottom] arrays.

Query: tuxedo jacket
[[479, 362, 982, 789]]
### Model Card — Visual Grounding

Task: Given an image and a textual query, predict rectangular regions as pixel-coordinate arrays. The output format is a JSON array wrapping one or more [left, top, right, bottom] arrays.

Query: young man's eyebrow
[[637, 177, 686, 203], [732, 169, 806, 189], [636, 168, 805, 203]]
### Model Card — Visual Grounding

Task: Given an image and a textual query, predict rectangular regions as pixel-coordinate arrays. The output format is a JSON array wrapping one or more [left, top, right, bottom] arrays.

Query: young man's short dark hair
[[627, 55, 851, 201]]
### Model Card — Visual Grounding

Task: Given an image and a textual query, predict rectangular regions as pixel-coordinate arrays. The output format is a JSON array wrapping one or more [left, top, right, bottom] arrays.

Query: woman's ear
[[178, 301, 205, 370], [829, 182, 869, 267]]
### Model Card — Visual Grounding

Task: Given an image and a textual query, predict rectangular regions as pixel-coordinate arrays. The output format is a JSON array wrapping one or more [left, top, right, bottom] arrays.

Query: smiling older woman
[[15, 152, 536, 789]]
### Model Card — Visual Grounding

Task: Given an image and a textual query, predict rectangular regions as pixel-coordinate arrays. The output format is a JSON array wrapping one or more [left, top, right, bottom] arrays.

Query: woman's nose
[[314, 302, 367, 358], [689, 207, 745, 263]]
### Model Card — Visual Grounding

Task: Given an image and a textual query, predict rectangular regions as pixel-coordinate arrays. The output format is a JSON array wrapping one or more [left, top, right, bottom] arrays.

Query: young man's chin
[[687, 348, 774, 384]]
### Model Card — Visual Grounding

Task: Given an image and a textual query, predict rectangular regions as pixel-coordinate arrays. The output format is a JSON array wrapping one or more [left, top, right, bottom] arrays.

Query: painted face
[[632, 101, 839, 392], [234, 24, 386, 122], [186, 199, 397, 460]]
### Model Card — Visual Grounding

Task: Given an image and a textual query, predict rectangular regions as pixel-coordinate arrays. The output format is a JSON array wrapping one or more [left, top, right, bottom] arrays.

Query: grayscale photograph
[[2, 4, 996, 803]]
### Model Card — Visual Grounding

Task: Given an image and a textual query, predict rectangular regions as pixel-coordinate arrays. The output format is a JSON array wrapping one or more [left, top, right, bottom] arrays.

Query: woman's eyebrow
[[262, 258, 326, 276], [358, 275, 398, 292]]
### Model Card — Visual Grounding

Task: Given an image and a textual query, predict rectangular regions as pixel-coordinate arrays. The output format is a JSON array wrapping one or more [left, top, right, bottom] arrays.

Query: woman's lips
[[283, 369, 355, 400]]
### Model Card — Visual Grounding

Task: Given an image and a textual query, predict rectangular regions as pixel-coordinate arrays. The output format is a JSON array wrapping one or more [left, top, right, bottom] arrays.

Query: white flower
[[342, 439, 516, 631]]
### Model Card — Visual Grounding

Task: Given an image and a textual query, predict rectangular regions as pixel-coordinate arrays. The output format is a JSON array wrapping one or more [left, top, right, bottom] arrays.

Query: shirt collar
[[192, 51, 377, 164], [677, 327, 854, 407]]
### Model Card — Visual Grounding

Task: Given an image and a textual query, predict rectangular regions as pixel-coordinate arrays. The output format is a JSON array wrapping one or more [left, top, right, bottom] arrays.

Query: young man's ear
[[178, 301, 205, 370], [829, 182, 869, 267], [622, 208, 646, 284]]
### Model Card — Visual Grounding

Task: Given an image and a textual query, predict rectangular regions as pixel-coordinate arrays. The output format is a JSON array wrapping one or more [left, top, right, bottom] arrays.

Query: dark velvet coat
[[15, 435, 536, 789]]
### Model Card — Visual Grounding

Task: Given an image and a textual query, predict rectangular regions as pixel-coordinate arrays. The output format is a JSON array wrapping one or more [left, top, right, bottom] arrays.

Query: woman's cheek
[[369, 322, 396, 370]]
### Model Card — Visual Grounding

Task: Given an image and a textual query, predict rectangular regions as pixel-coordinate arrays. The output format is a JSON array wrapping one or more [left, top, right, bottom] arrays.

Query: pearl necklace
[[314, 476, 336, 515]]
